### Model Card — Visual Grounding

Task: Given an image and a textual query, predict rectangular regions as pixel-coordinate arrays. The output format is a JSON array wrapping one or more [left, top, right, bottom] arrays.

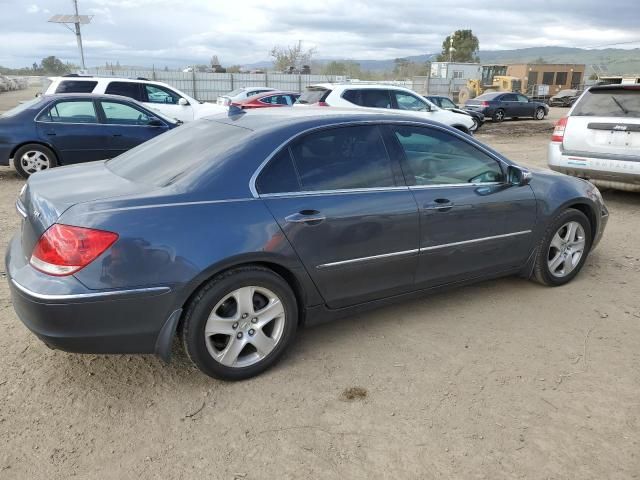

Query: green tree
[[270, 41, 316, 72], [533, 56, 547, 64], [436, 30, 480, 63], [40, 56, 70, 75]]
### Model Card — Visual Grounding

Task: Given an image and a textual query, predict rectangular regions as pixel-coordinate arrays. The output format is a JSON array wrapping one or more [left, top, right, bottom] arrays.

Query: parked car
[[548, 89, 581, 107], [0, 93, 179, 178], [0, 75, 10, 92], [6, 108, 608, 380], [297, 84, 476, 133], [464, 92, 549, 122], [425, 95, 485, 132], [548, 84, 640, 191], [217, 87, 278, 107], [231, 91, 300, 109], [43, 76, 226, 122]]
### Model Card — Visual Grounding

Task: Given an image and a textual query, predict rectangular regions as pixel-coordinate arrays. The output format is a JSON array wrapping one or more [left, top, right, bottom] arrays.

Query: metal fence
[[88, 68, 348, 101]]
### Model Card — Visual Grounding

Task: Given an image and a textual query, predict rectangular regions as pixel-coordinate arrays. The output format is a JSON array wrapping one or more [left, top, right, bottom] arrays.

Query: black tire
[[532, 208, 592, 286], [182, 266, 298, 380], [492, 109, 505, 122], [534, 107, 546, 120], [470, 117, 480, 132], [13, 143, 57, 179]]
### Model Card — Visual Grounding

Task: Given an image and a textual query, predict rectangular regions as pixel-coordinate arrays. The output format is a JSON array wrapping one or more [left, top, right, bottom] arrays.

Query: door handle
[[285, 210, 326, 224], [112, 134, 123, 137], [45, 132, 56, 136], [424, 198, 454, 211]]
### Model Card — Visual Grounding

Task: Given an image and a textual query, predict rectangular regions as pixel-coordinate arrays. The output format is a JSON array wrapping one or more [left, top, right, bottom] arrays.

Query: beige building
[[505, 63, 586, 95]]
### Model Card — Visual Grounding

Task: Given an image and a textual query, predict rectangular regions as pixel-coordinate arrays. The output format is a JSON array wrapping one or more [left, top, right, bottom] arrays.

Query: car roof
[[42, 93, 147, 102], [307, 83, 416, 92], [49, 76, 172, 87]]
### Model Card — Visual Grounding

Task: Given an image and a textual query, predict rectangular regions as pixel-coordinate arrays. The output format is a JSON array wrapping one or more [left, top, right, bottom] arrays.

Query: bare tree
[[269, 40, 316, 72]]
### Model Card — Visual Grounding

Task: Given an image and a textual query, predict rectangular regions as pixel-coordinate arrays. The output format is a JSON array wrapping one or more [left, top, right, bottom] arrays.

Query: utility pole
[[449, 33, 455, 63], [49, 1, 93, 71]]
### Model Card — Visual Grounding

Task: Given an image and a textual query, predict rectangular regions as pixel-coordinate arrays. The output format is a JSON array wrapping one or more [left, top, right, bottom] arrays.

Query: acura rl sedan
[[6, 108, 608, 380]]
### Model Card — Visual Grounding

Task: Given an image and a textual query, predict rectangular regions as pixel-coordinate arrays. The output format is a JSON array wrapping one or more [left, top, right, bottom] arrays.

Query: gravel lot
[[1, 90, 639, 480]]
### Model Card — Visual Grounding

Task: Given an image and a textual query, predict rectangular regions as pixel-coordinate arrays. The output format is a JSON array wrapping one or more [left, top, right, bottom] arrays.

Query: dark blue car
[[0, 93, 179, 177], [464, 92, 549, 122], [6, 108, 608, 380]]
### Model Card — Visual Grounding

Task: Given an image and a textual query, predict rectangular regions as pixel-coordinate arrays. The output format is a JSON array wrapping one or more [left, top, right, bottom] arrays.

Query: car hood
[[194, 102, 228, 118]]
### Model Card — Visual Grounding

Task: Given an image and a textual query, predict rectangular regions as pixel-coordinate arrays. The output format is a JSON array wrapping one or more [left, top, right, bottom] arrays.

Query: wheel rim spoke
[[548, 252, 564, 272], [548, 221, 586, 278], [204, 313, 236, 336], [233, 286, 255, 316], [217, 337, 246, 366], [249, 330, 277, 357], [255, 298, 284, 327]]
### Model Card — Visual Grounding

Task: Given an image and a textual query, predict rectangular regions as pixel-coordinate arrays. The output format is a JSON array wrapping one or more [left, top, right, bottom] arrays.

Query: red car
[[231, 91, 300, 109]]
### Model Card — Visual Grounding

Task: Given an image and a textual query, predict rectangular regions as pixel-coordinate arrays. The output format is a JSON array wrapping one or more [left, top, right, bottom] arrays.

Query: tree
[[533, 56, 547, 64], [270, 40, 316, 72], [40, 56, 70, 75], [393, 58, 430, 79], [436, 30, 479, 63]]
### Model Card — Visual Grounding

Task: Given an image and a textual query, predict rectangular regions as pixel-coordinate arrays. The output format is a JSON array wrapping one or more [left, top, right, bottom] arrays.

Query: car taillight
[[30, 224, 118, 276], [481, 101, 489, 107], [551, 117, 568, 143], [316, 101, 329, 106]]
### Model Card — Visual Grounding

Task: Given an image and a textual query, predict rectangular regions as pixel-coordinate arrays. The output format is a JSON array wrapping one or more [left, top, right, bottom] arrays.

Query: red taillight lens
[[551, 116, 568, 143], [30, 224, 118, 276], [316, 101, 329, 106], [481, 101, 489, 107]]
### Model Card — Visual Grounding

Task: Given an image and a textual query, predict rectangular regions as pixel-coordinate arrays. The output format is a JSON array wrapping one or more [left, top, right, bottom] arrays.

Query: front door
[[141, 84, 194, 122], [516, 94, 534, 117], [256, 125, 420, 309], [35, 99, 107, 164], [383, 124, 537, 288]]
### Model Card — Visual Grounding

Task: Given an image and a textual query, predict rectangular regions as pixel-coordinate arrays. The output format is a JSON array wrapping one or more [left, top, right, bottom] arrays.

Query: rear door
[[564, 87, 640, 160], [35, 99, 107, 164], [383, 124, 537, 287], [257, 124, 420, 309]]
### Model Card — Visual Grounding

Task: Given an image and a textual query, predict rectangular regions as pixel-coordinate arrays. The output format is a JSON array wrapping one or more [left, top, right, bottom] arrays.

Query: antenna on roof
[[49, 1, 93, 70]]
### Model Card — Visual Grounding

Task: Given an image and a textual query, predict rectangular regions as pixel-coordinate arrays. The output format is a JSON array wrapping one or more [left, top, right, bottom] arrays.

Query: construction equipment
[[458, 65, 522, 104]]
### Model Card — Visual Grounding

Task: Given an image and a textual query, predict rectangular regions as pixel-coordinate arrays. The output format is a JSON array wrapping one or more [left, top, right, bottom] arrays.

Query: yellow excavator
[[458, 65, 523, 104]]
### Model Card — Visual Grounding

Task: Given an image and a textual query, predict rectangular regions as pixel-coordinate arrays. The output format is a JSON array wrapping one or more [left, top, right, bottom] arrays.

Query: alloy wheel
[[536, 108, 545, 119], [204, 286, 285, 368], [547, 221, 586, 278], [20, 150, 50, 174]]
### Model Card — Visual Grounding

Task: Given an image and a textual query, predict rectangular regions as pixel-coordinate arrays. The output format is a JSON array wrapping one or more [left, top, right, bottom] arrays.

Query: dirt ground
[[0, 90, 639, 480]]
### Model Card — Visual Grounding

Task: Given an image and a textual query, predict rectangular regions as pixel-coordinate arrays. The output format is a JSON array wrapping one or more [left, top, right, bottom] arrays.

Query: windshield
[[107, 120, 250, 186], [572, 88, 640, 118], [0, 97, 42, 118]]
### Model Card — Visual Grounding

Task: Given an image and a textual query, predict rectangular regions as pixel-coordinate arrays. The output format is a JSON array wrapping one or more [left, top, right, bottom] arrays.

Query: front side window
[[54, 80, 97, 94], [393, 91, 428, 111], [100, 101, 154, 125], [517, 94, 529, 103], [105, 81, 142, 101], [39, 100, 98, 123], [290, 125, 396, 191], [391, 126, 504, 186], [144, 84, 181, 104]]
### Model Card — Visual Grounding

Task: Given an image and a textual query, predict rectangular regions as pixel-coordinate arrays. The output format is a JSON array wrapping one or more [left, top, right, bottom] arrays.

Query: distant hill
[[243, 47, 640, 75]]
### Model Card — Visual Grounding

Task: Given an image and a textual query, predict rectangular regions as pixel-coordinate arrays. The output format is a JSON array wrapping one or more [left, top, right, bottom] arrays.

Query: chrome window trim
[[316, 248, 419, 269], [11, 279, 170, 301], [249, 120, 510, 198], [419, 230, 532, 252], [261, 186, 409, 199], [409, 182, 502, 190]]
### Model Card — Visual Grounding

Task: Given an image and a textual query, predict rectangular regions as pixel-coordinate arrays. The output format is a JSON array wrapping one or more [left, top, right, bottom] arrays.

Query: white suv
[[548, 84, 640, 191], [44, 76, 226, 122], [296, 84, 475, 133]]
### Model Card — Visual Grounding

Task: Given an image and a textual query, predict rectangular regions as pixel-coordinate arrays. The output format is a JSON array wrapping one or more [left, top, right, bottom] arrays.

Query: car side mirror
[[147, 118, 164, 127], [178, 98, 189, 106], [508, 165, 532, 186]]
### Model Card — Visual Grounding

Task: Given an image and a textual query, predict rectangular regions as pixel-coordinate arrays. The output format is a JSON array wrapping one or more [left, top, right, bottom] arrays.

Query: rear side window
[[572, 89, 640, 118], [343, 89, 392, 109], [54, 80, 97, 94], [256, 148, 300, 194], [297, 88, 330, 104], [104, 82, 142, 101], [289, 125, 395, 191], [39, 100, 98, 123]]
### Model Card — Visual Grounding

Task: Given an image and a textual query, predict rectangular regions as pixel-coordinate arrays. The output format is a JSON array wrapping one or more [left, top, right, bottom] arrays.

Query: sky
[[0, 0, 639, 68]]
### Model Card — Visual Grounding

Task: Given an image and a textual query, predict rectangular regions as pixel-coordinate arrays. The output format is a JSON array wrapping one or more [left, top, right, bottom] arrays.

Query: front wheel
[[533, 209, 592, 286], [534, 107, 546, 120], [182, 266, 298, 380]]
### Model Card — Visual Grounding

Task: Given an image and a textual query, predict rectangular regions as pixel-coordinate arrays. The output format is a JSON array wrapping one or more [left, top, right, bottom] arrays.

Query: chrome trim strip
[[10, 279, 170, 301], [249, 119, 510, 198], [409, 182, 502, 190], [316, 248, 419, 269], [261, 186, 408, 198], [15, 199, 27, 219], [419, 230, 532, 252]]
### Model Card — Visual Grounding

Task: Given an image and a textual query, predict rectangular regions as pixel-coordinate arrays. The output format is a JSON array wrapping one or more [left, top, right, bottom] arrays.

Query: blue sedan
[[6, 109, 608, 380], [0, 93, 179, 177]]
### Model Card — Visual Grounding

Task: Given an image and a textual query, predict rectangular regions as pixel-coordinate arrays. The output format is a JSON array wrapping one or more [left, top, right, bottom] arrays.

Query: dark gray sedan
[[6, 108, 608, 380], [465, 92, 549, 122]]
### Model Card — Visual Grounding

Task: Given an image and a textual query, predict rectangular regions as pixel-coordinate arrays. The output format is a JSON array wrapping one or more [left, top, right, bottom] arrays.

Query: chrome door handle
[[424, 199, 453, 211], [285, 210, 326, 224]]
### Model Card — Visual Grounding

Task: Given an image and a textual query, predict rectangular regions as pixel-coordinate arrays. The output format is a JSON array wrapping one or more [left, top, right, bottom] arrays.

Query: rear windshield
[[572, 88, 640, 118], [106, 120, 250, 186], [297, 88, 330, 104], [475, 92, 501, 100], [0, 97, 42, 118]]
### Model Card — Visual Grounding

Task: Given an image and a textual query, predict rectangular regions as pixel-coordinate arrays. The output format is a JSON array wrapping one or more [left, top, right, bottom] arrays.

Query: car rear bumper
[[5, 233, 179, 356], [548, 142, 640, 191]]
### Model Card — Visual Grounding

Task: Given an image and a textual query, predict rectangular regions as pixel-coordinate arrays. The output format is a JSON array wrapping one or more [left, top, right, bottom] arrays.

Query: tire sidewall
[[14, 144, 57, 179], [493, 109, 505, 122], [535, 107, 545, 120], [536, 209, 592, 286], [183, 268, 298, 380]]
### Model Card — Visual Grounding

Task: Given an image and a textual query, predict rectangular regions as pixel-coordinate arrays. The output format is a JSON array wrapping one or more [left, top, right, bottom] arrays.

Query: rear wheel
[[534, 107, 546, 120], [533, 209, 592, 286], [492, 109, 505, 122], [182, 266, 298, 380], [13, 144, 57, 178]]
